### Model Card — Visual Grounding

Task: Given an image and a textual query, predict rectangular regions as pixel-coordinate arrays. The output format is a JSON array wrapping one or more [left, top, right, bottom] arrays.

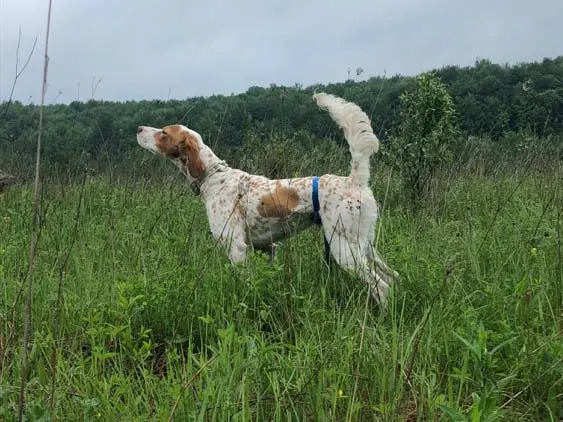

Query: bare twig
[[18, 1, 53, 420], [90, 76, 103, 100], [0, 27, 38, 119]]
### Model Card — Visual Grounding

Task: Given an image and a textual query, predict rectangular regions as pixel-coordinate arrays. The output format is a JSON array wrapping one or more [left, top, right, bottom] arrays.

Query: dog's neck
[[185, 143, 230, 194], [199, 144, 224, 169]]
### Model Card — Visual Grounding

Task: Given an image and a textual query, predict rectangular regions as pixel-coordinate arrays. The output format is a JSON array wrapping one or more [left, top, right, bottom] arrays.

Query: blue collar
[[312, 176, 320, 214]]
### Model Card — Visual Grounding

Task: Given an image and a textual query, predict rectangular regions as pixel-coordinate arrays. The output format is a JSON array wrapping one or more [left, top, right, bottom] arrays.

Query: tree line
[[0, 56, 562, 176]]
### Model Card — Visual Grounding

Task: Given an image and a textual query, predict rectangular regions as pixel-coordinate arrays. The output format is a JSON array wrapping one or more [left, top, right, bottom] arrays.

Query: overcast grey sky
[[1, 0, 561, 104]]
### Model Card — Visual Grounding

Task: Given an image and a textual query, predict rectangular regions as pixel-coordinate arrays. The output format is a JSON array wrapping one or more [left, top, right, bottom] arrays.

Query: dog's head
[[137, 124, 206, 180]]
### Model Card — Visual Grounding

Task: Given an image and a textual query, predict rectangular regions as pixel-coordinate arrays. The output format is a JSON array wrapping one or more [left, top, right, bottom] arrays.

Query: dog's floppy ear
[[179, 134, 206, 179]]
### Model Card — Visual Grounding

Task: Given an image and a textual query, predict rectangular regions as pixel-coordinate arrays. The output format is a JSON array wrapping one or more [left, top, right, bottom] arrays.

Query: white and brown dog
[[137, 93, 398, 305]]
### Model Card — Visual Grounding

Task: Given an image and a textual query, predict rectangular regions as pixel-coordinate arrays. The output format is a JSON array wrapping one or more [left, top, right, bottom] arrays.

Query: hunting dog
[[136, 93, 397, 305]]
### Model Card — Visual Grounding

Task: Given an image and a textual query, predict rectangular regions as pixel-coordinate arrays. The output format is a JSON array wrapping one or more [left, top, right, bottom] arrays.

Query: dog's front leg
[[227, 237, 248, 263], [206, 200, 248, 263], [218, 223, 248, 264]]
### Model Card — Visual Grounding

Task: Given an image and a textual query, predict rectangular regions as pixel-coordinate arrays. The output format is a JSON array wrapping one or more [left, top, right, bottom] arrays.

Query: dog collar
[[312, 176, 320, 213], [190, 160, 228, 194], [311, 176, 321, 224]]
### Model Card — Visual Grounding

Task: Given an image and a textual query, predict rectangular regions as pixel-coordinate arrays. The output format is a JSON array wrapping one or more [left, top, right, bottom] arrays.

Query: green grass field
[[1, 163, 562, 420]]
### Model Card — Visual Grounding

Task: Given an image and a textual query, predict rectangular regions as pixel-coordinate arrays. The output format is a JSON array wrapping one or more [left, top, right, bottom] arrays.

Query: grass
[[0, 162, 562, 421]]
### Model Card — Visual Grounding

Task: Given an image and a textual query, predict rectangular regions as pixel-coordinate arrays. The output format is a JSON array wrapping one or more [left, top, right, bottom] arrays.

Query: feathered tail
[[313, 93, 379, 186]]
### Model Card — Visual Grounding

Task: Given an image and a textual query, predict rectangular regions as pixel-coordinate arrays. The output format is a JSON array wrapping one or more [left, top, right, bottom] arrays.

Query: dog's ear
[[179, 134, 206, 179]]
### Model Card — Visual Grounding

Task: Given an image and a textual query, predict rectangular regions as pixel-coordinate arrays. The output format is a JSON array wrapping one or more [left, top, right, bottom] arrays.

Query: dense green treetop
[[1, 57, 561, 175]]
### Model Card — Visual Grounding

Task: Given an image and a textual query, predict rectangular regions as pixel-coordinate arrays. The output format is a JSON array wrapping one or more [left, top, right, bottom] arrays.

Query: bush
[[388, 73, 459, 206]]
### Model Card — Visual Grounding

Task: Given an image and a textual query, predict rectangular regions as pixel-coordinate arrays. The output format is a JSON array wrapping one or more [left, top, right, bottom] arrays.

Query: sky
[[0, 0, 562, 104]]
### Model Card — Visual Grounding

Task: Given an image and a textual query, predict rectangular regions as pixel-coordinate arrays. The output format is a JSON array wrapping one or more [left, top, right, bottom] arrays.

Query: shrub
[[389, 73, 459, 206]]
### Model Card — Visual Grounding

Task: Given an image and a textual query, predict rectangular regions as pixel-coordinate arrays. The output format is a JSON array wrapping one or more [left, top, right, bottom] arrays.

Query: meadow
[[0, 142, 562, 421]]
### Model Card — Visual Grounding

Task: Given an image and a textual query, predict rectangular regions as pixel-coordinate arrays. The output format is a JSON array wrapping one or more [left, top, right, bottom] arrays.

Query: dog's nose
[[137, 126, 144, 134]]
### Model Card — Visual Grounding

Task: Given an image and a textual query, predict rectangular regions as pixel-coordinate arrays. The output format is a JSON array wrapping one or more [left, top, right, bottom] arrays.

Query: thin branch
[[15, 29, 37, 80], [0, 27, 38, 119], [90, 76, 103, 100], [18, 1, 53, 420]]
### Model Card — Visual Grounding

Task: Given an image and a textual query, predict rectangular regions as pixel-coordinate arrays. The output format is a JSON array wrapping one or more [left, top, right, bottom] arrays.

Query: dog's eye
[[161, 130, 167, 136]]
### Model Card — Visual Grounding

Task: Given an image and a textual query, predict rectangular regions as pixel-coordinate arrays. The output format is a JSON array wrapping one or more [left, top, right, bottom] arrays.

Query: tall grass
[[1, 144, 562, 420]]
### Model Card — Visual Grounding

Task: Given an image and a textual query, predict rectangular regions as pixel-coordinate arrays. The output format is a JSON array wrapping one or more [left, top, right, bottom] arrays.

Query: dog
[[137, 93, 398, 305]]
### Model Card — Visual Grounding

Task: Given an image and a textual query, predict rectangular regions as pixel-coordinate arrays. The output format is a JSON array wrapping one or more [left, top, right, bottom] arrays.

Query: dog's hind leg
[[329, 235, 391, 306], [321, 205, 393, 307]]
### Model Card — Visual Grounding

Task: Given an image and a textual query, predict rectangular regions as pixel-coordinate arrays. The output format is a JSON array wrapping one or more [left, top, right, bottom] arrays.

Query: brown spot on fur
[[257, 184, 300, 218], [155, 125, 206, 179], [181, 134, 205, 179], [155, 126, 184, 157]]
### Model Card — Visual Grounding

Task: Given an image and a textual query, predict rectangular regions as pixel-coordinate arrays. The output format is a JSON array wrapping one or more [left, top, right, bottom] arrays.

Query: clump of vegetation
[[389, 73, 459, 205], [1, 136, 562, 420]]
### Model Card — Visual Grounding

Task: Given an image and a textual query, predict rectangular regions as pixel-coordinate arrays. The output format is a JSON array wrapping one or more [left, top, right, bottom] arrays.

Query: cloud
[[1, 0, 562, 104]]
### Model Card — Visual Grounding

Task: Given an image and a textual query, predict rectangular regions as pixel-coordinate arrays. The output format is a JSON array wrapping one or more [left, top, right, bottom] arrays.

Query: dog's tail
[[313, 92, 379, 186]]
